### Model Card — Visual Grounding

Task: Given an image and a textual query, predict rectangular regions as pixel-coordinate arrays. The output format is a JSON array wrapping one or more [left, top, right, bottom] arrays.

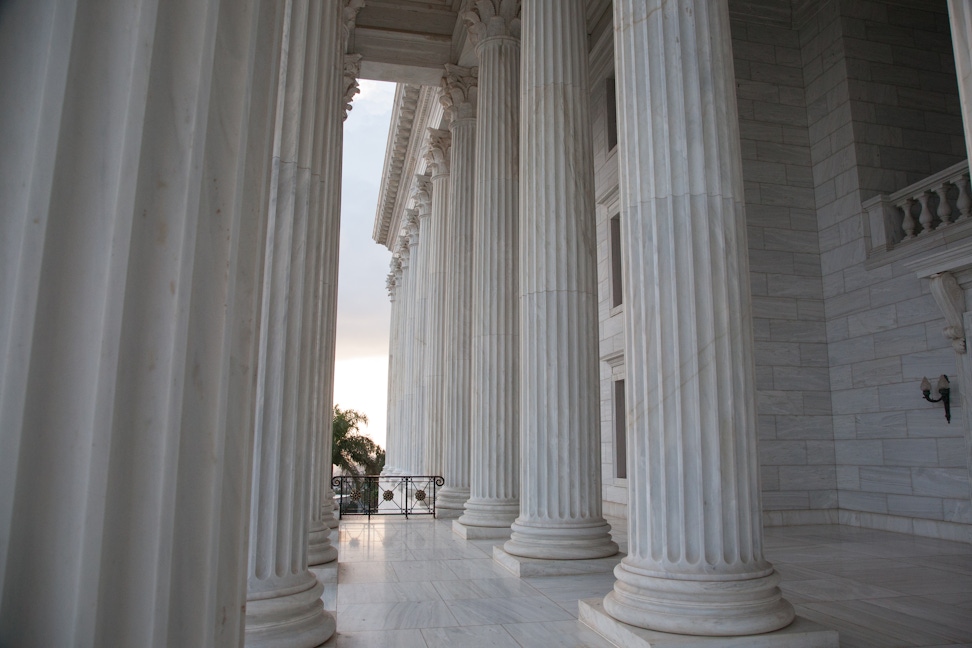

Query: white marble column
[[245, 2, 335, 645], [423, 129, 452, 476], [305, 0, 343, 566], [382, 258, 403, 475], [395, 233, 416, 474], [600, 0, 794, 636], [502, 0, 617, 562], [456, 0, 522, 535], [949, 1, 972, 165], [0, 0, 267, 645], [409, 179, 433, 474], [437, 65, 479, 517]]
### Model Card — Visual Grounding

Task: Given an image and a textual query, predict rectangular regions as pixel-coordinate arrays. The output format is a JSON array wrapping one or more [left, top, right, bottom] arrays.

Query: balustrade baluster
[[918, 191, 935, 234], [902, 197, 917, 239], [936, 183, 953, 226], [956, 174, 972, 220]]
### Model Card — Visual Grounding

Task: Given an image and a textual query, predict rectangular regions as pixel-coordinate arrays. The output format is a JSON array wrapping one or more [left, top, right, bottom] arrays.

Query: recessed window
[[614, 379, 626, 479], [610, 214, 623, 308], [606, 77, 618, 152]]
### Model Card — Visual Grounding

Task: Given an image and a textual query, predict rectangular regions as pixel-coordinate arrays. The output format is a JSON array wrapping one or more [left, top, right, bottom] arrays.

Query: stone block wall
[[798, 0, 971, 539], [730, 4, 837, 524]]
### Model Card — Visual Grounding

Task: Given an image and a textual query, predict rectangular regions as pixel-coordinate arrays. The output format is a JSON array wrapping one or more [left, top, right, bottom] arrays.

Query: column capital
[[342, 54, 362, 120], [412, 174, 433, 216], [463, 0, 521, 46], [425, 128, 452, 176], [440, 64, 479, 123]]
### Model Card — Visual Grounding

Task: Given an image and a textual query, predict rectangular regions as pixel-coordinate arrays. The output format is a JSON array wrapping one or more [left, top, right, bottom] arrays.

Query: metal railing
[[331, 474, 445, 519]]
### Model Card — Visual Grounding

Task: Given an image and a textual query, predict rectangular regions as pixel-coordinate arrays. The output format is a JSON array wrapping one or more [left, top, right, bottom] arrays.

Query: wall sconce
[[920, 374, 951, 424]]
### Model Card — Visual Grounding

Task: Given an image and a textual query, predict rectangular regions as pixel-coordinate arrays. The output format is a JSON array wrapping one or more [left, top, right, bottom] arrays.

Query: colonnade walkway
[[314, 517, 972, 648]]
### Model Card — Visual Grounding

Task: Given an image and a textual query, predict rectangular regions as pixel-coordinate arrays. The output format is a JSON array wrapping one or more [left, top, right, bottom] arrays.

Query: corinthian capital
[[342, 54, 363, 120], [463, 0, 521, 46], [440, 64, 478, 122], [425, 129, 452, 176], [412, 175, 432, 216]]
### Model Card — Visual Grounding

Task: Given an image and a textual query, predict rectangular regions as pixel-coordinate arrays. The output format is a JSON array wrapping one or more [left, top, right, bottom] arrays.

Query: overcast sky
[[333, 79, 397, 449]]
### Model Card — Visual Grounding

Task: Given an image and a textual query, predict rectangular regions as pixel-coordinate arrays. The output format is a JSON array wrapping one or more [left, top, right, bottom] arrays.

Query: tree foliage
[[332, 405, 385, 476]]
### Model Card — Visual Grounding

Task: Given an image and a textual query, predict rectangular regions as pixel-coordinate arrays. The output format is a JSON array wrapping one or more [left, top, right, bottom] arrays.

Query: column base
[[603, 559, 795, 636], [307, 521, 337, 566], [493, 545, 622, 577], [436, 486, 469, 518], [504, 518, 618, 560], [581, 599, 838, 647], [456, 497, 518, 529], [245, 572, 335, 648], [453, 519, 513, 539]]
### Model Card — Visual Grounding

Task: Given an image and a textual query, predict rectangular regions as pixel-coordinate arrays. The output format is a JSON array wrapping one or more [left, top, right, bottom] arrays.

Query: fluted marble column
[[0, 0, 267, 644], [245, 2, 334, 645], [600, 0, 794, 636], [305, 0, 343, 566], [398, 213, 419, 474], [437, 65, 479, 517], [457, 0, 522, 534], [408, 181, 432, 474], [503, 0, 617, 561], [382, 258, 403, 475], [423, 130, 451, 476]]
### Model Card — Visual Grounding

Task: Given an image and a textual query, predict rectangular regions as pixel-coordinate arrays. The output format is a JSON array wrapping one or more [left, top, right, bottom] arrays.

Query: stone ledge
[[579, 599, 839, 648], [452, 520, 512, 540], [492, 547, 623, 577]]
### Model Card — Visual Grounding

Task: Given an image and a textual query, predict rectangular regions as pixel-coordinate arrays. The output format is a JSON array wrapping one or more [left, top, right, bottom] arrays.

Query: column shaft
[[245, 1, 335, 645], [306, 0, 343, 563], [438, 66, 479, 516], [602, 0, 793, 636], [0, 0, 264, 645], [948, 1, 972, 164], [423, 131, 451, 476], [458, 5, 521, 530], [503, 0, 617, 560], [409, 180, 432, 474]]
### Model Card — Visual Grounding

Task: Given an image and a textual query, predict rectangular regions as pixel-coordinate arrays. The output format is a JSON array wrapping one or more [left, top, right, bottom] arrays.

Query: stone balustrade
[[864, 161, 972, 261]]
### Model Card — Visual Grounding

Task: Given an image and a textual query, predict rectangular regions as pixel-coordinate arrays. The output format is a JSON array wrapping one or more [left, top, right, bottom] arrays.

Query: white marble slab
[[493, 546, 622, 577]]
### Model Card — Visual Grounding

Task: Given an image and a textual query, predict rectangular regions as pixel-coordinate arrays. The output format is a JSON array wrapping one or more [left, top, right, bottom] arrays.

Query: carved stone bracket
[[440, 65, 479, 123], [425, 128, 452, 176], [342, 54, 362, 120], [930, 271, 967, 354], [463, 0, 521, 46]]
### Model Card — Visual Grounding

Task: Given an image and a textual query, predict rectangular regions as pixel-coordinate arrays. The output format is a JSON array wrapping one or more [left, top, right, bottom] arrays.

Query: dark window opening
[[614, 379, 627, 479], [610, 214, 623, 307], [606, 77, 618, 152]]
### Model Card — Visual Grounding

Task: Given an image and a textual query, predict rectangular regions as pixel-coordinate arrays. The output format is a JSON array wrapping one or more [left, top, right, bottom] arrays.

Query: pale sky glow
[[334, 79, 397, 450]]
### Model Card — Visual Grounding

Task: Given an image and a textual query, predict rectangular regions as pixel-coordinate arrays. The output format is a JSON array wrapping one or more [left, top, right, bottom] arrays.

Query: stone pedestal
[[581, 601, 838, 648], [502, 0, 617, 562], [456, 0, 522, 535], [437, 65, 478, 517], [602, 0, 792, 638]]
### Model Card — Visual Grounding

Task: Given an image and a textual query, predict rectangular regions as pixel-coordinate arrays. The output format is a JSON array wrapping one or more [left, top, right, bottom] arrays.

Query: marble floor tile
[[446, 595, 575, 625], [421, 624, 520, 648], [326, 519, 972, 647], [337, 600, 459, 632], [502, 619, 616, 648]]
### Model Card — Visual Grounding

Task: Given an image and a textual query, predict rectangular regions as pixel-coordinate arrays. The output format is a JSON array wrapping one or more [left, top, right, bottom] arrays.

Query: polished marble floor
[[317, 516, 972, 648]]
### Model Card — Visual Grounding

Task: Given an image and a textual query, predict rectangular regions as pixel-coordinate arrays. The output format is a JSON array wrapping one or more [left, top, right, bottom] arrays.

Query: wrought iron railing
[[330, 475, 444, 519]]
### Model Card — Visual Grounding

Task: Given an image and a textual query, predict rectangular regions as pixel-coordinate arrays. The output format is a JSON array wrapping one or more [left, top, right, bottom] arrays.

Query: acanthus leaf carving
[[342, 54, 363, 121], [463, 0, 521, 46], [425, 128, 452, 176], [440, 64, 479, 123]]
